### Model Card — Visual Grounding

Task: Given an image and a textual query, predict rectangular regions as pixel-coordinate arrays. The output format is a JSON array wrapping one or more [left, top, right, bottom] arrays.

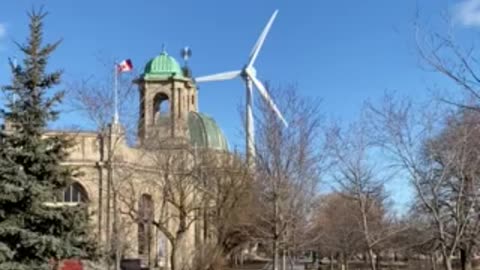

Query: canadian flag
[[117, 59, 133, 73]]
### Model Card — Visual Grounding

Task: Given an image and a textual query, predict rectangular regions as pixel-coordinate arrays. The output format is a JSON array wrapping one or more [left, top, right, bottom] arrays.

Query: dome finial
[[161, 43, 167, 55]]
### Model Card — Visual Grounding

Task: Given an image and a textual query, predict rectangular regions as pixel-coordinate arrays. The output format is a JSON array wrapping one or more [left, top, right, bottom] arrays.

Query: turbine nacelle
[[242, 66, 257, 80]]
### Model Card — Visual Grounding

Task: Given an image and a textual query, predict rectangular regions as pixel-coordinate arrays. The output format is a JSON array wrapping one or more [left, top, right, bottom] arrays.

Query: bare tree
[[64, 61, 138, 270], [117, 145, 200, 270], [368, 94, 480, 270], [392, 213, 440, 269], [415, 19, 480, 270], [116, 141, 257, 270], [326, 119, 402, 270], [312, 193, 364, 270], [415, 20, 480, 112], [253, 85, 324, 270], [196, 151, 255, 270], [65, 62, 138, 139], [424, 109, 480, 270]]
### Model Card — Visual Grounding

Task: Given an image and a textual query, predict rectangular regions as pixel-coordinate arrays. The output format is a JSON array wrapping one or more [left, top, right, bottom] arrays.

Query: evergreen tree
[[0, 9, 97, 269]]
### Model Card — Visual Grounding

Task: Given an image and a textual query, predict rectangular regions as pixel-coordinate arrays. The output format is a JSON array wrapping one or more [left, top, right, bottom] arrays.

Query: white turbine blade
[[195, 70, 241, 83], [250, 75, 288, 127], [247, 10, 279, 68]]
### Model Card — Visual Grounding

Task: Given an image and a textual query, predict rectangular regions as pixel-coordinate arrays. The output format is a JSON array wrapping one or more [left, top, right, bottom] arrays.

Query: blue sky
[[1, 0, 480, 211]]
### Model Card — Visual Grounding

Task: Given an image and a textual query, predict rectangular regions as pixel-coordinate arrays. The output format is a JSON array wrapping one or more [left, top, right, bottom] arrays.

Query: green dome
[[188, 112, 228, 151], [143, 51, 184, 80]]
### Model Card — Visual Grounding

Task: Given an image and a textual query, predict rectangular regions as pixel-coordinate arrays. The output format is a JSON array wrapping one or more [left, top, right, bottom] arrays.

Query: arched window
[[63, 182, 88, 203], [138, 194, 154, 257], [153, 93, 170, 122]]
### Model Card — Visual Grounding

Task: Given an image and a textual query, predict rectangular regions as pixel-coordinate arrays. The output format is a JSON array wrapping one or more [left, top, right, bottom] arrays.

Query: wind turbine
[[195, 10, 287, 163]]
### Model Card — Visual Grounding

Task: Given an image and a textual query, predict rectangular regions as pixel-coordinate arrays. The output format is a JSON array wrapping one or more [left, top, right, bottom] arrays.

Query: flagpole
[[114, 62, 119, 124]]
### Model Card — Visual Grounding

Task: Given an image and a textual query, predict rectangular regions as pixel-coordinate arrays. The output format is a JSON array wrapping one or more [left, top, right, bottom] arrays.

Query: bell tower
[[134, 51, 198, 145]]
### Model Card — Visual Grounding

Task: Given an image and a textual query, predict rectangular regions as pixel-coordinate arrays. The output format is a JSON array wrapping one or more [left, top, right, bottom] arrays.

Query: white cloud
[[454, 0, 480, 27]]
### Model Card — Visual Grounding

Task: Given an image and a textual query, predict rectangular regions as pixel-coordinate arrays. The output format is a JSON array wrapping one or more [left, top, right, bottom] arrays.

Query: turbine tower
[[195, 10, 287, 164]]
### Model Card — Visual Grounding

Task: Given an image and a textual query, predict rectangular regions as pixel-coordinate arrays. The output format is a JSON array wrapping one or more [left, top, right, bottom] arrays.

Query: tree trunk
[[461, 247, 473, 270], [367, 248, 376, 270], [329, 254, 334, 270], [113, 190, 121, 270], [441, 251, 453, 270], [273, 191, 280, 270], [341, 253, 348, 270], [430, 253, 436, 270], [288, 253, 294, 270], [273, 240, 279, 270], [240, 250, 244, 265], [170, 243, 177, 270], [360, 198, 376, 270], [170, 233, 189, 270]]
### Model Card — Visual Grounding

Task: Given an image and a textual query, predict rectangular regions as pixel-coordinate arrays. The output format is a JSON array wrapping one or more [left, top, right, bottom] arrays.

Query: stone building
[[52, 51, 230, 268]]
